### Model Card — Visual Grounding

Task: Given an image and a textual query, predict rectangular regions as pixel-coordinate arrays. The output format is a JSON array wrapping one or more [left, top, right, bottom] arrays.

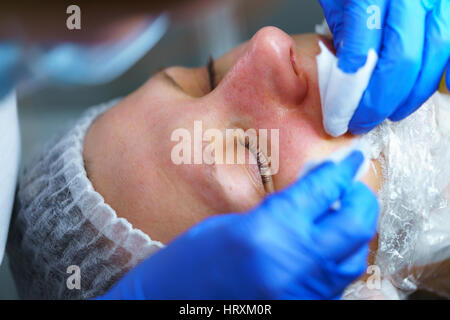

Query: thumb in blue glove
[[96, 150, 379, 300], [319, 0, 450, 134]]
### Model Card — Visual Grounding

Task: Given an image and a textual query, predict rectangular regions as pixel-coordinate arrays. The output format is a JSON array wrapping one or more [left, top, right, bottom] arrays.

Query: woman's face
[[84, 27, 381, 244]]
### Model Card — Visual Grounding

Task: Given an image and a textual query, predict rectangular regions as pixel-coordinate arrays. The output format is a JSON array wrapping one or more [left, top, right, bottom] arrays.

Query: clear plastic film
[[344, 92, 450, 299], [315, 19, 450, 299]]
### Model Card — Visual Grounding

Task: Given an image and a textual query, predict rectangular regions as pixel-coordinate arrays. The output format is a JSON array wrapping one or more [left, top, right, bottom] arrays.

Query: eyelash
[[244, 138, 275, 194], [207, 56, 216, 92]]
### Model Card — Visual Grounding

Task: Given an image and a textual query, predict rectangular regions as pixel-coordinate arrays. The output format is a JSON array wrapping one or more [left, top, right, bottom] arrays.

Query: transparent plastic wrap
[[344, 92, 450, 299], [314, 19, 450, 298]]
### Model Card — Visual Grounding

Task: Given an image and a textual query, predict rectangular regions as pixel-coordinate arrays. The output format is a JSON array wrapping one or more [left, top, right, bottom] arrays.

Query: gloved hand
[[319, 0, 450, 134], [96, 151, 379, 300]]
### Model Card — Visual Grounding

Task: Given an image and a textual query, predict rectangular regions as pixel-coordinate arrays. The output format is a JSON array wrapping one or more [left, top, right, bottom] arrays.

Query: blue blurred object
[[35, 14, 169, 86], [0, 14, 169, 100], [319, 0, 450, 134], [96, 151, 379, 300], [0, 44, 22, 98]]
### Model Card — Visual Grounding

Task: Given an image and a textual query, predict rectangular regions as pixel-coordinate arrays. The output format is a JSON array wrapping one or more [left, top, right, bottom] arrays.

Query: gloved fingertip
[[390, 93, 431, 122], [337, 244, 369, 276], [341, 150, 364, 178], [388, 112, 406, 123], [346, 182, 380, 221], [337, 52, 368, 74], [348, 120, 375, 135]]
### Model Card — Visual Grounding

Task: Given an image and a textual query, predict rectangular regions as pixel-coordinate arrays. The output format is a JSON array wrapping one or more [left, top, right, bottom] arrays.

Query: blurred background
[[0, 0, 324, 299]]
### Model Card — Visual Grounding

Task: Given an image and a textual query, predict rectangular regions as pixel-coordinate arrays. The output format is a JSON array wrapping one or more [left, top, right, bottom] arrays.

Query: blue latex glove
[[319, 0, 450, 134], [97, 151, 379, 300]]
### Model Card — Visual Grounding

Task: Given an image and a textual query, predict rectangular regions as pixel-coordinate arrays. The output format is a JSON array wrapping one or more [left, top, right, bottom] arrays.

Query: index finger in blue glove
[[317, 0, 345, 47], [310, 181, 379, 263], [389, 0, 450, 121], [349, 0, 428, 134], [260, 151, 364, 224], [336, 0, 387, 73]]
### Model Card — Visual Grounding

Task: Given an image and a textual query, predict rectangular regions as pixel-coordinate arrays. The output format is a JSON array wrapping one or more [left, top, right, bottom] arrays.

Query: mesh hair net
[[7, 99, 164, 300], [344, 92, 450, 299]]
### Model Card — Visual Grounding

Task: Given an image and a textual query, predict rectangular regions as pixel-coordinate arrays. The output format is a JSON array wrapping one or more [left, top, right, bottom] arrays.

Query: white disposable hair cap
[[7, 99, 164, 299]]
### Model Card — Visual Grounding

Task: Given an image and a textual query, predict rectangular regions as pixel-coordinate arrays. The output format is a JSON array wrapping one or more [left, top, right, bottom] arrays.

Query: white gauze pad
[[317, 41, 378, 137]]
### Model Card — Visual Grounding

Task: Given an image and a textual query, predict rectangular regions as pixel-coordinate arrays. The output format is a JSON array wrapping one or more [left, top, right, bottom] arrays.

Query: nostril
[[289, 46, 308, 105], [291, 48, 300, 78], [290, 47, 301, 78]]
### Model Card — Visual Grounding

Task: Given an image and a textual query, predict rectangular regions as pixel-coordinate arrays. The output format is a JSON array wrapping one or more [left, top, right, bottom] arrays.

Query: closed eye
[[162, 71, 184, 92], [243, 137, 275, 194], [162, 60, 218, 98]]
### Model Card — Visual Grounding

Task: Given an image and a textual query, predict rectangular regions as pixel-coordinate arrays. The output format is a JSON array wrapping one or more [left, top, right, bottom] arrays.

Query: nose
[[216, 26, 308, 112]]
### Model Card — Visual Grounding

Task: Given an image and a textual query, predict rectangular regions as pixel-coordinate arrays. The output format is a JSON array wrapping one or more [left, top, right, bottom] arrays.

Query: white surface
[[0, 90, 20, 263], [316, 41, 378, 137]]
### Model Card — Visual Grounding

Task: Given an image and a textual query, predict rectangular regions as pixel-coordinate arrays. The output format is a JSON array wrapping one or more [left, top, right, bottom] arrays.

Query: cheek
[[274, 134, 354, 190], [265, 109, 354, 190], [214, 164, 264, 212], [171, 161, 260, 216], [275, 123, 322, 188], [153, 107, 262, 216]]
